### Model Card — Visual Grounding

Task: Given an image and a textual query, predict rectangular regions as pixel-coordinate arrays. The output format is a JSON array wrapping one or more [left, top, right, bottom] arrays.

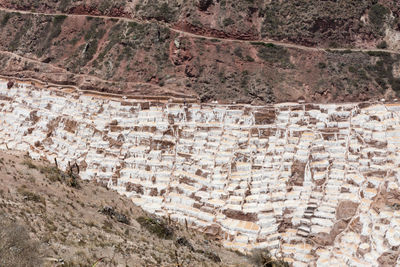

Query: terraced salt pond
[[1, 79, 400, 266]]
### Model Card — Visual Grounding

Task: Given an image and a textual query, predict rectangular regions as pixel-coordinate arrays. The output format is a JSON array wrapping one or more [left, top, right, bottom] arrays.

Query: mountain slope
[[0, 1, 399, 103], [1, 0, 399, 49], [0, 151, 249, 266]]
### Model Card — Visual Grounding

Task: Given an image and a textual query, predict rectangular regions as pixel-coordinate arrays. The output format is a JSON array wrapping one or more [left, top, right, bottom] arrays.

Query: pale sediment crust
[[1, 79, 400, 266]]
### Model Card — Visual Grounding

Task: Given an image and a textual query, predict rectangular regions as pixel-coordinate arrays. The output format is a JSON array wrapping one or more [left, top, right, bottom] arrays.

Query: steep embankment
[[0, 8, 400, 104], [0, 150, 249, 266]]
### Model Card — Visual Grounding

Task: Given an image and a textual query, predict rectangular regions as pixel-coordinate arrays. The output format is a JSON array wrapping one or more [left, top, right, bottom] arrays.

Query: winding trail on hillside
[[1, 7, 399, 55]]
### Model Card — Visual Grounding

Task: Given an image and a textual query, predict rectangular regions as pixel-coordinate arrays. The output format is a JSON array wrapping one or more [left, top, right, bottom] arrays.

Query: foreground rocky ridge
[[0, 4, 399, 103], [1, 79, 400, 266], [0, 150, 249, 266]]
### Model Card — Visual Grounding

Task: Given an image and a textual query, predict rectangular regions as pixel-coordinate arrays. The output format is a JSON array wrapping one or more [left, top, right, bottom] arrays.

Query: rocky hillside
[[1, 0, 399, 48], [0, 1, 399, 103], [0, 151, 251, 266]]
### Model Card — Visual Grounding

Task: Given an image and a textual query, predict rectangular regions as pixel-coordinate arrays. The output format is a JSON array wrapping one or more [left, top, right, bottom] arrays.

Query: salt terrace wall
[[1, 79, 400, 266]]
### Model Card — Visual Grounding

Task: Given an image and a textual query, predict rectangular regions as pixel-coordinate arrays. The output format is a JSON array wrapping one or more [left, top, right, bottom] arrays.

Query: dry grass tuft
[[0, 216, 42, 267]]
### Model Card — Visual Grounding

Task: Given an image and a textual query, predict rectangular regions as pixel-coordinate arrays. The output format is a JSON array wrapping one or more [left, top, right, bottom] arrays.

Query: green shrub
[[59, 0, 71, 12], [246, 55, 255, 62], [261, 7, 280, 36], [37, 15, 67, 57], [255, 43, 291, 68], [366, 51, 391, 57], [318, 62, 327, 69], [377, 41, 388, 49], [223, 17, 234, 27], [84, 21, 106, 41], [241, 70, 250, 88], [234, 47, 243, 58], [1, 13, 11, 26], [99, 0, 113, 13], [391, 78, 400, 92], [85, 39, 99, 61], [156, 3, 175, 23], [54, 15, 67, 25], [375, 77, 387, 89], [9, 18, 32, 51], [348, 66, 356, 73], [328, 41, 339, 48], [369, 4, 389, 32], [198, 0, 213, 11]]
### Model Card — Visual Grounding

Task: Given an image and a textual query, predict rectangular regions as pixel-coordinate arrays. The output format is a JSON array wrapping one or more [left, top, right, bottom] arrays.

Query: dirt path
[[1, 7, 399, 55]]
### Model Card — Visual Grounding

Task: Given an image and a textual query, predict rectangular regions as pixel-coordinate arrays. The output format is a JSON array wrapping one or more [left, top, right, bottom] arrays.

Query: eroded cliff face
[[1, 79, 400, 266]]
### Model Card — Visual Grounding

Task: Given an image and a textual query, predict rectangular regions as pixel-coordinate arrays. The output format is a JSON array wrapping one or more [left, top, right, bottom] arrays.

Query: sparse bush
[[261, 7, 280, 36], [348, 66, 356, 73], [22, 159, 37, 169], [0, 217, 42, 267], [39, 165, 61, 182], [81, 20, 106, 63], [254, 43, 291, 68], [246, 55, 255, 62], [137, 216, 173, 239], [367, 51, 391, 57], [369, 4, 389, 33], [195, 249, 221, 263], [23, 158, 80, 188], [249, 249, 289, 267], [59, 0, 71, 12], [328, 41, 339, 48], [223, 17, 234, 27], [176, 237, 194, 251], [391, 78, 400, 92], [241, 70, 250, 88], [54, 14, 67, 24], [375, 77, 387, 89], [84, 39, 99, 61], [156, 3, 175, 23], [198, 0, 213, 11], [17, 187, 45, 205], [100, 206, 130, 225], [318, 62, 327, 69], [234, 47, 243, 58], [377, 41, 388, 49], [36, 15, 67, 57], [99, 0, 113, 13], [136, 1, 177, 23], [1, 13, 11, 26]]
